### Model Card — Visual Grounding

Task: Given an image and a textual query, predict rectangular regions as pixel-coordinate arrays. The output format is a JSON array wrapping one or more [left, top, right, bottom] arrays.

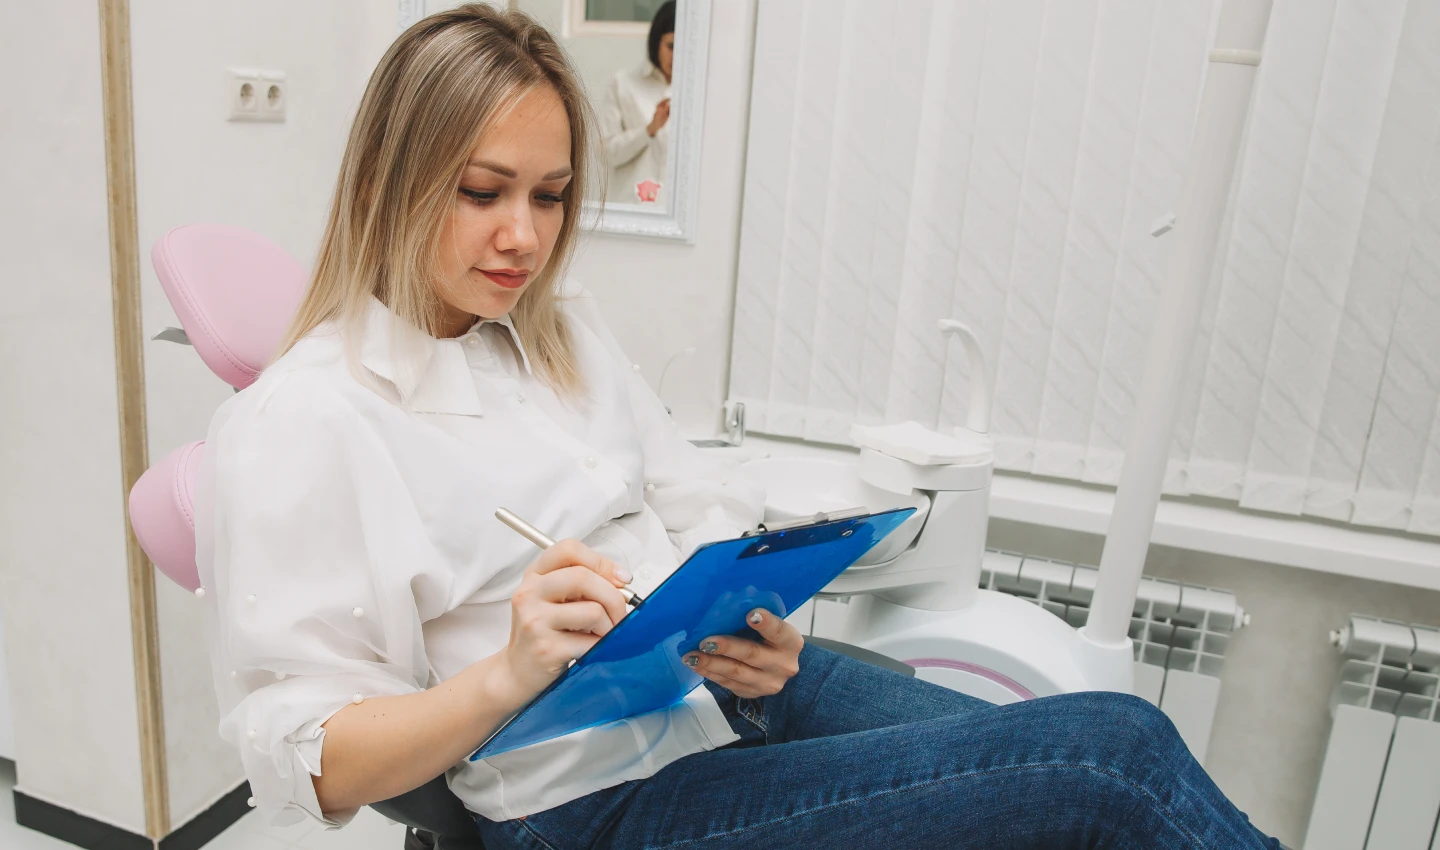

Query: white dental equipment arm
[[938, 319, 992, 435], [1083, 0, 1274, 648]]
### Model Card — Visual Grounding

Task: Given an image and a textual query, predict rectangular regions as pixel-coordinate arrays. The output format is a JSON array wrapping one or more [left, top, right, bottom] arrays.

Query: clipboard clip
[[742, 507, 871, 537]]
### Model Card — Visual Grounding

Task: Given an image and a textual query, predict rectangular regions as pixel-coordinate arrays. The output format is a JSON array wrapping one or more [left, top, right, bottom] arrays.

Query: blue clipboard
[[469, 507, 916, 761]]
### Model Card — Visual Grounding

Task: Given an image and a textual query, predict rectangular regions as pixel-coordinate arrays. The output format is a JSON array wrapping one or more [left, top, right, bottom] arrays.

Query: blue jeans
[[478, 645, 1279, 849]]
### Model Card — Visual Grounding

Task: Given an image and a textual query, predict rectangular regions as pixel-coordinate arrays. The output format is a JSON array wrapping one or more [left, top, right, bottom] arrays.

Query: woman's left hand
[[683, 608, 803, 698]]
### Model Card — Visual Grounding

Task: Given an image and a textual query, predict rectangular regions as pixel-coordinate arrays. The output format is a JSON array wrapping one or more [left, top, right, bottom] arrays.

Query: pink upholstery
[[151, 224, 307, 389], [130, 441, 206, 591], [132, 225, 308, 590]]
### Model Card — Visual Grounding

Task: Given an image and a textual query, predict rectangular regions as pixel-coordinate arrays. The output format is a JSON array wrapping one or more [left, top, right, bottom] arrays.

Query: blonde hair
[[276, 3, 592, 394]]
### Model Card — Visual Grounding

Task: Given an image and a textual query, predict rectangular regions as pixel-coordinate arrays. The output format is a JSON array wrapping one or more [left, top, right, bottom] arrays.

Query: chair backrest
[[129, 225, 307, 591]]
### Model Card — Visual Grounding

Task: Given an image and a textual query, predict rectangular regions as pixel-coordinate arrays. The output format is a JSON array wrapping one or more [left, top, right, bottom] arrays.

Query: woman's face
[[658, 32, 674, 80], [433, 84, 572, 336]]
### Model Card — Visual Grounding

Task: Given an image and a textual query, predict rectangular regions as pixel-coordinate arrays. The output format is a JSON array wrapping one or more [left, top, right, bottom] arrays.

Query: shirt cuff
[[270, 711, 359, 829]]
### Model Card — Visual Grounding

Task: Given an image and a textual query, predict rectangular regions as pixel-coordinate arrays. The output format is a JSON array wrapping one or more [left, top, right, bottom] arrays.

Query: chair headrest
[[152, 224, 307, 389]]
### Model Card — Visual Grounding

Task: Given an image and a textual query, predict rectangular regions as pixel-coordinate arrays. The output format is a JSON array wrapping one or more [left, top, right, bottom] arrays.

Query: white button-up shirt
[[600, 63, 670, 204], [194, 286, 763, 826]]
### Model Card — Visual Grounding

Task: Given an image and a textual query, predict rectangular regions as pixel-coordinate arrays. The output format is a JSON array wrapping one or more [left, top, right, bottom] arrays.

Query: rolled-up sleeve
[[563, 290, 766, 557], [194, 372, 425, 828]]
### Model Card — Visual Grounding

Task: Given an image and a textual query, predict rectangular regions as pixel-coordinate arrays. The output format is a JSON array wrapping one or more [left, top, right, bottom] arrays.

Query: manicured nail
[[748, 610, 764, 625], [683, 655, 699, 668], [701, 641, 719, 654], [615, 566, 633, 584]]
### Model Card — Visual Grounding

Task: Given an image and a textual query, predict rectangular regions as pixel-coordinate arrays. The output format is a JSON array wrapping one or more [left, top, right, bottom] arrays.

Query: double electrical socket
[[228, 69, 286, 123]]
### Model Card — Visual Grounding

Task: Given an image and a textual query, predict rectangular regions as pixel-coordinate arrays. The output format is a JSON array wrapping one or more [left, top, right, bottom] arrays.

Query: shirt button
[[601, 521, 611, 528], [515, 392, 526, 403], [463, 335, 480, 349], [632, 363, 641, 373], [583, 457, 598, 469], [638, 567, 654, 581], [645, 483, 655, 492]]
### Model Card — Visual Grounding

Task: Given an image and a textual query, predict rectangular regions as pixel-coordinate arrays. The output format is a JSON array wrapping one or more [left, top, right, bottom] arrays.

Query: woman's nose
[[496, 204, 539, 255]]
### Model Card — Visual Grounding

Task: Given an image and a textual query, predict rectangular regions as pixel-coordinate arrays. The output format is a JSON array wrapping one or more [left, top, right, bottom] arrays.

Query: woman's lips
[[481, 270, 528, 289]]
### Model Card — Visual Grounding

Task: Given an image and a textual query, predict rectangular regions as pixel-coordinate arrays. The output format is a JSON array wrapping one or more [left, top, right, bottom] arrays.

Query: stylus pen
[[495, 507, 646, 606]]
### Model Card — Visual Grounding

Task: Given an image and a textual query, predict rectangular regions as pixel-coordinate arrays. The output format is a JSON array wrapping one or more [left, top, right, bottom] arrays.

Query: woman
[[598, 1, 673, 204], [198, 6, 1284, 848]]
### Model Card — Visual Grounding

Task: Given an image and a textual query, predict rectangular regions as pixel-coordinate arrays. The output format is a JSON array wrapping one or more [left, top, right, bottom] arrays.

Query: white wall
[[0, 609, 12, 760], [128, 0, 396, 825], [0, 0, 149, 834], [570, 0, 756, 436]]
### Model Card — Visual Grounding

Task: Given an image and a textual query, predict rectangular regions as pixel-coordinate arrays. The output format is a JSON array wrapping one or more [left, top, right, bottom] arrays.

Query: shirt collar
[[358, 298, 486, 416], [464, 311, 534, 377]]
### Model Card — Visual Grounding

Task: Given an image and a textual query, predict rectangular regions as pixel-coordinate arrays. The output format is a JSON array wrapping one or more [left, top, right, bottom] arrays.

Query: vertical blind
[[728, 0, 1440, 537]]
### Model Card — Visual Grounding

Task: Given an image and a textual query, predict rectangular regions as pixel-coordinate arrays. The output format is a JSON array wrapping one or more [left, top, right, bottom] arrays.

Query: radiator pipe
[[1083, 0, 1275, 648]]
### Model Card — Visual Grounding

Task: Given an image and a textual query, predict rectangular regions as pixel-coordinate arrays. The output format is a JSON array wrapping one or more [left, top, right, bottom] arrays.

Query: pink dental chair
[[128, 224, 483, 850]]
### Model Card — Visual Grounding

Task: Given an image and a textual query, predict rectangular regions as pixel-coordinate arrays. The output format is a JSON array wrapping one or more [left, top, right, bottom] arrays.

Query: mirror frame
[[581, 0, 711, 242]]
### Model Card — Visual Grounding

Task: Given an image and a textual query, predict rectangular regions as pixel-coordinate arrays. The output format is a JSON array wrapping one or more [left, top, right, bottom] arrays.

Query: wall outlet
[[228, 69, 286, 123]]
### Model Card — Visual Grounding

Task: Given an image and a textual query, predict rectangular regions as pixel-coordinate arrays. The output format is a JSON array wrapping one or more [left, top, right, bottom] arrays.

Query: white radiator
[[980, 551, 1243, 766], [1304, 616, 1440, 850], [798, 550, 1247, 767]]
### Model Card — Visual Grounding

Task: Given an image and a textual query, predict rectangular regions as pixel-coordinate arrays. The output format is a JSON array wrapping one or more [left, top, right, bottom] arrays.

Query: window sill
[[724, 435, 1440, 592]]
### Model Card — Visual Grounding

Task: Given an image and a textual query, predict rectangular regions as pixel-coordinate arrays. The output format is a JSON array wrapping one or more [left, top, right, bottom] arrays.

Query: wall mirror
[[510, 0, 711, 241]]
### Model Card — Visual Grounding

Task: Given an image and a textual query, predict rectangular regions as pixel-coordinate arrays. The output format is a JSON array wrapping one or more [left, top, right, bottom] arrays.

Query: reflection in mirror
[[515, 0, 709, 240], [594, 0, 673, 208]]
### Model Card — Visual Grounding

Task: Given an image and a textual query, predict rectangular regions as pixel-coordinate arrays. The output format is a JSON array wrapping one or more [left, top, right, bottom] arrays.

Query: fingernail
[[683, 655, 699, 668], [748, 610, 764, 625], [701, 641, 719, 654], [615, 566, 633, 584]]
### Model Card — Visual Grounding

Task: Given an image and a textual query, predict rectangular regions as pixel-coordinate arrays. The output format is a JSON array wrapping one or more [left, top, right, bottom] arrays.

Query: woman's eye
[[459, 188, 497, 205], [535, 193, 565, 209]]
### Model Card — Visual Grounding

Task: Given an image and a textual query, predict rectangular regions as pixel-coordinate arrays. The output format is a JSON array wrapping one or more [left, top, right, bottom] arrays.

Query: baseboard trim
[[14, 790, 151, 850], [160, 782, 252, 850], [13, 782, 252, 850]]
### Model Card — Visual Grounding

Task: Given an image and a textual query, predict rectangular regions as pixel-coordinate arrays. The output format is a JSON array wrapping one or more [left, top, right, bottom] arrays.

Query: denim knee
[[1063, 691, 1189, 768], [1081, 690, 1173, 728]]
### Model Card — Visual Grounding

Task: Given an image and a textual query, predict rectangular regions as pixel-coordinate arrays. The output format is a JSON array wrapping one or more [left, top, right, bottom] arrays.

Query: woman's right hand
[[500, 539, 631, 700], [647, 98, 671, 137]]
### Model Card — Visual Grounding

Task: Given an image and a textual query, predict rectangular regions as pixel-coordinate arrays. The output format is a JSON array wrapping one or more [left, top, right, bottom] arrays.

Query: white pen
[[495, 507, 645, 606]]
